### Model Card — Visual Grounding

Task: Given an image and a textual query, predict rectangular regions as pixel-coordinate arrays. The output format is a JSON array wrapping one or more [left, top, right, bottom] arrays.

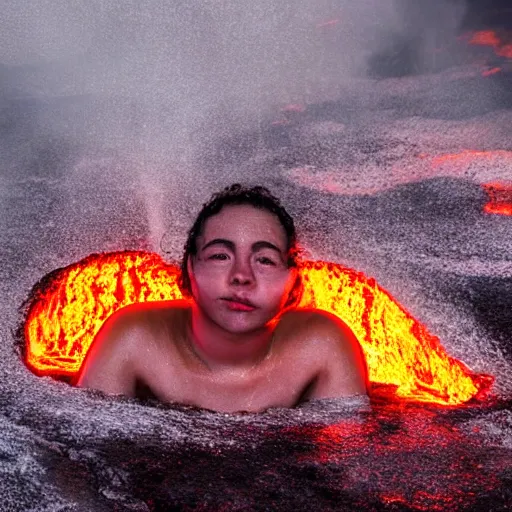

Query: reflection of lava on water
[[296, 402, 507, 511], [21, 251, 492, 406]]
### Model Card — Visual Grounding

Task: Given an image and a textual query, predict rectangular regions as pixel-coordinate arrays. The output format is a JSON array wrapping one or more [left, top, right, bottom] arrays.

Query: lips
[[221, 297, 257, 311]]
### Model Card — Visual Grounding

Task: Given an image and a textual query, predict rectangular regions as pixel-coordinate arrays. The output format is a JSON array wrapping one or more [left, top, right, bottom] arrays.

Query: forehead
[[200, 204, 287, 246]]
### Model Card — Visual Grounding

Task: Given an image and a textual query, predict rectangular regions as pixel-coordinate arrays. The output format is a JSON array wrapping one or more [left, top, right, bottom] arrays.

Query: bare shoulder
[[93, 299, 189, 345], [278, 308, 354, 344], [74, 300, 189, 393], [279, 308, 368, 399]]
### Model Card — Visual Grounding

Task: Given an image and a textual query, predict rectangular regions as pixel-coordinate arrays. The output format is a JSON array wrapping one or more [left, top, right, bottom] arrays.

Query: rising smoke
[[0, 1, 470, 147], [0, 0, 469, 252]]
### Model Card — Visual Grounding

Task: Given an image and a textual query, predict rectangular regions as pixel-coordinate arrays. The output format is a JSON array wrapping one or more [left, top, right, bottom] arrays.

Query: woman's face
[[188, 204, 297, 334]]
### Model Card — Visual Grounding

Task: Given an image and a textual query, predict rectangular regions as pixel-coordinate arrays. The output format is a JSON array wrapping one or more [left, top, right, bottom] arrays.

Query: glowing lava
[[22, 251, 493, 406], [23, 252, 182, 378], [483, 182, 512, 216], [431, 149, 511, 168], [481, 66, 502, 77], [285, 149, 512, 197], [467, 30, 512, 59]]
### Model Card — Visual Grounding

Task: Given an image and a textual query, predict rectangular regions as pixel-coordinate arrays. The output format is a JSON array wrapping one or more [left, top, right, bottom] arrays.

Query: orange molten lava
[[23, 252, 492, 405], [431, 149, 509, 167], [483, 182, 512, 216], [468, 30, 512, 59]]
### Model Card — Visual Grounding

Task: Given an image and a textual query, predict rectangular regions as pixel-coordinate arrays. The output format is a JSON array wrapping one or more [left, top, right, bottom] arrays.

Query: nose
[[230, 258, 255, 286]]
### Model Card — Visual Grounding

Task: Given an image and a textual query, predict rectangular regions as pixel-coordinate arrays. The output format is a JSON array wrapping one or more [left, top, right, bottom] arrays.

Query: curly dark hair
[[179, 184, 303, 308]]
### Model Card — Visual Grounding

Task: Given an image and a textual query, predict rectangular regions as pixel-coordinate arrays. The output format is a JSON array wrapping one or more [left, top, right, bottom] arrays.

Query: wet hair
[[179, 184, 303, 308]]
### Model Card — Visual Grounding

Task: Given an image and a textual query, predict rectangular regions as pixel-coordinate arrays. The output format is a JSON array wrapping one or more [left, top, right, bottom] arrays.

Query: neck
[[186, 305, 274, 372]]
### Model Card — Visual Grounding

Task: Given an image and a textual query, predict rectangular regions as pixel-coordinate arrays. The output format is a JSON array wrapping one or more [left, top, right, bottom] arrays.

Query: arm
[[73, 309, 142, 397], [308, 312, 368, 399]]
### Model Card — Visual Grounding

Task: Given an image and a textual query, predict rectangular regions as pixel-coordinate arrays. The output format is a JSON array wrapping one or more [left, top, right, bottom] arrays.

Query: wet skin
[[75, 205, 368, 413]]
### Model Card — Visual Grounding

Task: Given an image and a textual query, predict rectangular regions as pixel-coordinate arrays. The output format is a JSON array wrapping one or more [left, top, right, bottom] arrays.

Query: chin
[[219, 318, 266, 335], [216, 311, 273, 334], [199, 300, 280, 333]]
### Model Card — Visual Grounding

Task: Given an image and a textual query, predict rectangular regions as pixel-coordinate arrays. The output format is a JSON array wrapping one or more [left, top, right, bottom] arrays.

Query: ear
[[186, 256, 194, 278], [186, 256, 198, 299]]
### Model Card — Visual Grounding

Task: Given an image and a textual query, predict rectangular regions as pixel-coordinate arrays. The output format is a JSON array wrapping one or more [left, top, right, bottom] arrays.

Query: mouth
[[221, 297, 257, 311]]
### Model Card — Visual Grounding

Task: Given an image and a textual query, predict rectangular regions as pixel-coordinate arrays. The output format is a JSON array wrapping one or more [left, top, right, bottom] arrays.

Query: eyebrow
[[201, 238, 284, 255]]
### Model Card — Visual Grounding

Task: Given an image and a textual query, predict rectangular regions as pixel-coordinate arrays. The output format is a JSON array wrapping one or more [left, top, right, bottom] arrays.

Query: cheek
[[192, 263, 228, 296], [258, 271, 293, 301]]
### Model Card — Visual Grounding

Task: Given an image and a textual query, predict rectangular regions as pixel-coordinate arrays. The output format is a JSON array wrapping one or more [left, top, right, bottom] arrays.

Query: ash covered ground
[[1, 1, 512, 510]]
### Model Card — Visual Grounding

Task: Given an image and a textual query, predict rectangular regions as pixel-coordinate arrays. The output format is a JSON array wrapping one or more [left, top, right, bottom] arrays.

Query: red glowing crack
[[483, 183, 512, 216]]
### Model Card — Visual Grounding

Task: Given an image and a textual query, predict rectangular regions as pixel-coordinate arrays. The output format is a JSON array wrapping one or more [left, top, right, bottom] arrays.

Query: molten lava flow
[[467, 30, 512, 59], [430, 151, 512, 203], [469, 30, 500, 47], [296, 262, 492, 405], [285, 150, 512, 197], [431, 149, 510, 167], [24, 252, 183, 377], [481, 66, 502, 77], [23, 252, 493, 405], [483, 182, 512, 216]]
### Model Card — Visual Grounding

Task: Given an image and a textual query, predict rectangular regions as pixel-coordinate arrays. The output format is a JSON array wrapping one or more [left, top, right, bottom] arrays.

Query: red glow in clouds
[[468, 30, 512, 59], [23, 252, 493, 406]]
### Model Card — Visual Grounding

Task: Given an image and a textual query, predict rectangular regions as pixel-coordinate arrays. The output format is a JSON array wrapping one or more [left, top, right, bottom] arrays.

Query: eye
[[257, 256, 276, 266], [208, 253, 229, 261]]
